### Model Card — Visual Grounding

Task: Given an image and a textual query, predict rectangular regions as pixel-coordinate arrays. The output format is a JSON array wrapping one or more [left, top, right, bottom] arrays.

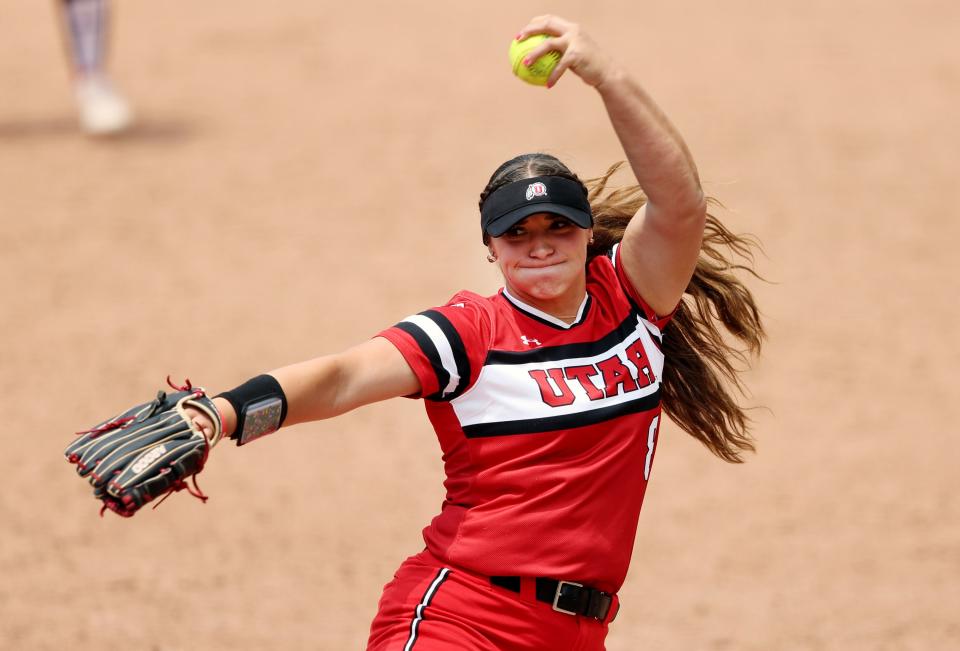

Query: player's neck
[[504, 282, 587, 324]]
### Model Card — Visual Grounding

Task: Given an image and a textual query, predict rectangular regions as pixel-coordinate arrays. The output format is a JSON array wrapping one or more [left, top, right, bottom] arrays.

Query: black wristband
[[217, 374, 288, 446]]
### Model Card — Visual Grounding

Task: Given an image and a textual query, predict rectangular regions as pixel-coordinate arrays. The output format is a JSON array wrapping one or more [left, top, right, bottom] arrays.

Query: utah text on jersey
[[393, 299, 665, 439]]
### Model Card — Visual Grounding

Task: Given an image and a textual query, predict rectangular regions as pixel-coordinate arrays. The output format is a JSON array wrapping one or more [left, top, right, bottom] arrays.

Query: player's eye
[[550, 218, 572, 230]]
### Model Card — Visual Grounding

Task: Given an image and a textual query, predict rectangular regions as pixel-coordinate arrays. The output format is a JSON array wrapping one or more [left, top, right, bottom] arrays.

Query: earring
[[589, 236, 595, 244], [486, 254, 497, 263]]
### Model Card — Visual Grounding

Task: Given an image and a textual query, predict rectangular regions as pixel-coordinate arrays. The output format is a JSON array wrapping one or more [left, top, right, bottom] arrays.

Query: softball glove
[[65, 377, 223, 517]]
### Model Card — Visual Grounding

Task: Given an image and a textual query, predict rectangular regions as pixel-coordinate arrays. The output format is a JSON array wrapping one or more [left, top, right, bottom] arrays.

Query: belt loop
[[604, 593, 620, 624]]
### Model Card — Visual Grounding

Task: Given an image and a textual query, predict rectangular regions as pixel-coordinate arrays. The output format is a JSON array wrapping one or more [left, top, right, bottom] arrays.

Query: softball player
[[56, 0, 132, 134], [190, 15, 763, 650]]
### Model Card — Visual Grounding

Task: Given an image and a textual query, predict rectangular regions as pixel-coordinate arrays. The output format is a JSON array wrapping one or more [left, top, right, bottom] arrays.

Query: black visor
[[480, 175, 593, 237]]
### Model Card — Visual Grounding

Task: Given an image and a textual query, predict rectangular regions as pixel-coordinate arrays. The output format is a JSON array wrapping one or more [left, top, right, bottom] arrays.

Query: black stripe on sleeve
[[461, 390, 661, 438], [420, 310, 471, 401], [394, 321, 449, 400]]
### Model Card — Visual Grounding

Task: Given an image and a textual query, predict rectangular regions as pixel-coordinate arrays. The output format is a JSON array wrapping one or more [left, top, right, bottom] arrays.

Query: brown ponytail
[[586, 162, 764, 463], [480, 155, 765, 463]]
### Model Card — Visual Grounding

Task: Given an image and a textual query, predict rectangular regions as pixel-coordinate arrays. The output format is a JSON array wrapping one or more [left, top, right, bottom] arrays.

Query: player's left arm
[[198, 338, 420, 439], [518, 16, 706, 316]]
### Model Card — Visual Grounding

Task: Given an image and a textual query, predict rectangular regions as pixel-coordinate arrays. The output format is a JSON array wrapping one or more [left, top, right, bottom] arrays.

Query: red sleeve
[[375, 292, 491, 401], [609, 243, 676, 330]]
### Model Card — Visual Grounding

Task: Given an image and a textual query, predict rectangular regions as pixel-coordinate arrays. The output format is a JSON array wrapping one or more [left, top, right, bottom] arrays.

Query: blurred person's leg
[[59, 0, 132, 135]]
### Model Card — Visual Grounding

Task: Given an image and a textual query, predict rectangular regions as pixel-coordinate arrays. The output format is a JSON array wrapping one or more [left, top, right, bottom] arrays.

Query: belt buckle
[[552, 580, 583, 616]]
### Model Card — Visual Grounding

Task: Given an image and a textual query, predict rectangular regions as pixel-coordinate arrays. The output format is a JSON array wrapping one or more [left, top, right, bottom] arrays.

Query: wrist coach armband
[[217, 374, 288, 446]]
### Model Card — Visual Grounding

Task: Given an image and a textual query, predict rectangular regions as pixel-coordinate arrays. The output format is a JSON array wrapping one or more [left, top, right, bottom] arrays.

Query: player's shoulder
[[587, 247, 618, 278], [442, 289, 490, 308], [435, 289, 495, 318], [590, 244, 675, 328], [423, 289, 496, 337], [584, 248, 625, 303]]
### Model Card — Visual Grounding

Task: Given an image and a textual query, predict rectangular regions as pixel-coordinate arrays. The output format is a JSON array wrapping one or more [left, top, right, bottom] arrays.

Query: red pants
[[367, 549, 616, 651]]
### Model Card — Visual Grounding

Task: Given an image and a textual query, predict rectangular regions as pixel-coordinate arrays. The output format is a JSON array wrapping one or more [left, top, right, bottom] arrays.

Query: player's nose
[[525, 229, 555, 257]]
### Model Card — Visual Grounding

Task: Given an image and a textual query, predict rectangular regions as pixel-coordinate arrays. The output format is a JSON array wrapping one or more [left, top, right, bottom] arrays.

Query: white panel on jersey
[[643, 319, 663, 341], [610, 242, 622, 268], [452, 316, 665, 428]]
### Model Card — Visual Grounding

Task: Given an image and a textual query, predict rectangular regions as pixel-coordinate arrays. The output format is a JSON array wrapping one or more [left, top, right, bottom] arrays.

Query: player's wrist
[[216, 375, 288, 446], [593, 65, 627, 93], [212, 397, 237, 438]]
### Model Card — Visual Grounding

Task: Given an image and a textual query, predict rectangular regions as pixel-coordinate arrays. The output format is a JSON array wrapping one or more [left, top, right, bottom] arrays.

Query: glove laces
[[75, 376, 193, 439], [75, 416, 135, 438]]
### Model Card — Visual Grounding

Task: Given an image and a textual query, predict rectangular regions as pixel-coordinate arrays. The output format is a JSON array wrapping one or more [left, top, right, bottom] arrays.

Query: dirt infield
[[2, 1, 958, 649]]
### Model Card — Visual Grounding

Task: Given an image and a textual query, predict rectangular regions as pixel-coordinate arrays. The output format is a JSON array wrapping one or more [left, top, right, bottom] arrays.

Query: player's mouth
[[518, 259, 567, 270]]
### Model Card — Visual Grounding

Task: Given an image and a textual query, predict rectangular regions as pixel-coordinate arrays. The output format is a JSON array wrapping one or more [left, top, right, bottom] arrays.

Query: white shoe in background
[[75, 75, 133, 135]]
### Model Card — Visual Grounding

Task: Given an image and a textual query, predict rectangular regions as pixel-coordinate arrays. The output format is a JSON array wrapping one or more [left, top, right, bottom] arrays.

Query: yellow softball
[[509, 35, 561, 86]]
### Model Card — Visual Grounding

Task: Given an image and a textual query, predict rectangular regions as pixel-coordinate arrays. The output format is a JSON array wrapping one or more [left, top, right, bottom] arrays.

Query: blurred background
[[1, 1, 957, 649]]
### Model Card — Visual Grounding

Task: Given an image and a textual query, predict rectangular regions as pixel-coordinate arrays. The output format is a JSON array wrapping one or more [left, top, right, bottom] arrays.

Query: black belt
[[490, 576, 614, 621]]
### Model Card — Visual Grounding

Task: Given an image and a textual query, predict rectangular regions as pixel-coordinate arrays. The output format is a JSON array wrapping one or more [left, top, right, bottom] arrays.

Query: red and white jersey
[[377, 244, 673, 593]]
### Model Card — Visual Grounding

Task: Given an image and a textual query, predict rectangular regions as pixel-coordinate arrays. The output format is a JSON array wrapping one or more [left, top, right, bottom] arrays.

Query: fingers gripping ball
[[509, 35, 560, 86]]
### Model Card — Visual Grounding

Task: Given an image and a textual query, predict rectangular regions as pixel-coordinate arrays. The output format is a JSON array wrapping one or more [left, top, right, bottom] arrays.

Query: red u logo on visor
[[525, 182, 548, 200]]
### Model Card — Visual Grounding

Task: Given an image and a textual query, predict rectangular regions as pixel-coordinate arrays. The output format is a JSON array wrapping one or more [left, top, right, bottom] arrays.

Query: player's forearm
[[597, 69, 704, 216], [266, 355, 352, 427], [215, 338, 420, 440], [211, 356, 348, 440]]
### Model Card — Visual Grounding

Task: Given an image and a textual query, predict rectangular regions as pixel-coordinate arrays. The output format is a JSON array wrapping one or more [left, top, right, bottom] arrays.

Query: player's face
[[489, 212, 591, 314]]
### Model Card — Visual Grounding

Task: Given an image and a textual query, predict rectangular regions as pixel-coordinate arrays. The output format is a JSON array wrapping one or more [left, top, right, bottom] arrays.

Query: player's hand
[[516, 16, 618, 89], [183, 404, 218, 440]]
